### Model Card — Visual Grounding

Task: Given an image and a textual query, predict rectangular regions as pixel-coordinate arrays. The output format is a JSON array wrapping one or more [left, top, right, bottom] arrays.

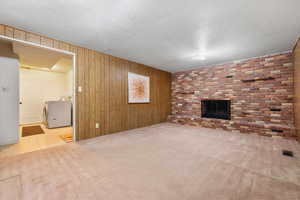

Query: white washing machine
[[43, 101, 72, 128]]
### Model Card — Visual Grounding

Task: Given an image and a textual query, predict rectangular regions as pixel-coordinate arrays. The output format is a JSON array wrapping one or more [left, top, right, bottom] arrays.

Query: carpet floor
[[0, 123, 300, 200]]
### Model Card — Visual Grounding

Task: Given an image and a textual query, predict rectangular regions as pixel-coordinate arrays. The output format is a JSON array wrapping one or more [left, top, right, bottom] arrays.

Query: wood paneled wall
[[294, 38, 300, 140], [0, 24, 171, 140]]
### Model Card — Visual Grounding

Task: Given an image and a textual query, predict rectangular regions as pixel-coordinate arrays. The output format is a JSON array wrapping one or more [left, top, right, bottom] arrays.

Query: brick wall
[[169, 52, 296, 138]]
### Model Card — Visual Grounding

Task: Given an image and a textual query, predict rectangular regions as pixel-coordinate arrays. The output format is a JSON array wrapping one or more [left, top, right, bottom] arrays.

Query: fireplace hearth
[[201, 100, 231, 120]]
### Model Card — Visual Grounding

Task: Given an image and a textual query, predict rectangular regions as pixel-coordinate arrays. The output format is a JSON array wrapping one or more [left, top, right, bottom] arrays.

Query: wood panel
[[294, 38, 300, 140], [0, 24, 171, 141]]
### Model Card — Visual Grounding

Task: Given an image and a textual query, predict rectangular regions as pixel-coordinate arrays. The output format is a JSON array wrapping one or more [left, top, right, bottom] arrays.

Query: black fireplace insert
[[201, 100, 231, 120]]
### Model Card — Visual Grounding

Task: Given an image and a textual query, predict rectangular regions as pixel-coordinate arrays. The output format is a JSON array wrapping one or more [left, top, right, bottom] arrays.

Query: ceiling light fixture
[[199, 55, 206, 60], [192, 54, 206, 60]]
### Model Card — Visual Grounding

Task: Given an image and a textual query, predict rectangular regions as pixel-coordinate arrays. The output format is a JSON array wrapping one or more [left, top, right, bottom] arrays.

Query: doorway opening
[[0, 36, 76, 158]]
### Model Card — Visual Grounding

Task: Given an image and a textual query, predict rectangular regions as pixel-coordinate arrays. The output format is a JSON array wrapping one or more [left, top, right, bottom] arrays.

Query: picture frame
[[128, 72, 150, 103]]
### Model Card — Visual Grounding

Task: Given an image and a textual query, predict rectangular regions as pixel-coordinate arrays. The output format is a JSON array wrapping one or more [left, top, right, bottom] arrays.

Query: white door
[[0, 56, 19, 145]]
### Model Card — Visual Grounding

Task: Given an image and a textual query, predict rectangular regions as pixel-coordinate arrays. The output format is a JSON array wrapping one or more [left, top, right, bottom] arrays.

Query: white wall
[[20, 69, 72, 125], [0, 42, 19, 145], [65, 69, 73, 97]]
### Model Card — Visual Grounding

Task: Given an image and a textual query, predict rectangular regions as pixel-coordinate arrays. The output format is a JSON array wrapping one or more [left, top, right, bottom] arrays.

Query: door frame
[[0, 35, 77, 142]]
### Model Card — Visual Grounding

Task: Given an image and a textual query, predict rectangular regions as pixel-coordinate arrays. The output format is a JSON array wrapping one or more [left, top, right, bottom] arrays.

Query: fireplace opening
[[201, 100, 231, 120]]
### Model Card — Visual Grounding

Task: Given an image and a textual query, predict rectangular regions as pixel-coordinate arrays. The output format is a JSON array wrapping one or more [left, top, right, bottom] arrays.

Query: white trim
[[0, 35, 77, 142], [72, 49, 77, 141]]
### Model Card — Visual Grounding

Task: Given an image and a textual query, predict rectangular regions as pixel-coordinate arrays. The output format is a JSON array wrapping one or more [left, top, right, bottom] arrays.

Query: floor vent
[[282, 150, 294, 157]]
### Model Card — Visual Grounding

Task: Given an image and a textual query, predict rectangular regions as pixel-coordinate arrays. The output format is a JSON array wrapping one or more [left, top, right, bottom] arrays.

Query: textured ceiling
[[1, 0, 300, 72]]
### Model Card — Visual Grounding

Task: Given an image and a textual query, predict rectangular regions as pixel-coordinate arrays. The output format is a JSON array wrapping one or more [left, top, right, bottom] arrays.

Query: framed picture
[[128, 72, 150, 103]]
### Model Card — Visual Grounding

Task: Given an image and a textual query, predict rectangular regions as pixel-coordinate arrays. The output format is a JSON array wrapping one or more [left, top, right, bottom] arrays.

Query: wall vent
[[271, 129, 283, 133], [270, 108, 281, 112], [282, 150, 294, 157]]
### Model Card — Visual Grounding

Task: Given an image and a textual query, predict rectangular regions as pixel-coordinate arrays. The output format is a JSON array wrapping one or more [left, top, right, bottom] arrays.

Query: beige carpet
[[0, 123, 300, 200]]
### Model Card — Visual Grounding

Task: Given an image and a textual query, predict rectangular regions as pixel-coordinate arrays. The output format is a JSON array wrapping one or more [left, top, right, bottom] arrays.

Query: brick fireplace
[[168, 52, 296, 138]]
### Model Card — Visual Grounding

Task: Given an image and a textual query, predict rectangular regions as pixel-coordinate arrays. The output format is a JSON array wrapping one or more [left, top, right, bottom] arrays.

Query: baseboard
[[20, 121, 43, 126]]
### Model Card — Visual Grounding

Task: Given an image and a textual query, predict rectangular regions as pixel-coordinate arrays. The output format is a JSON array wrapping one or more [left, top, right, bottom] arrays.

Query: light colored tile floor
[[0, 123, 299, 200], [0, 123, 72, 158]]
